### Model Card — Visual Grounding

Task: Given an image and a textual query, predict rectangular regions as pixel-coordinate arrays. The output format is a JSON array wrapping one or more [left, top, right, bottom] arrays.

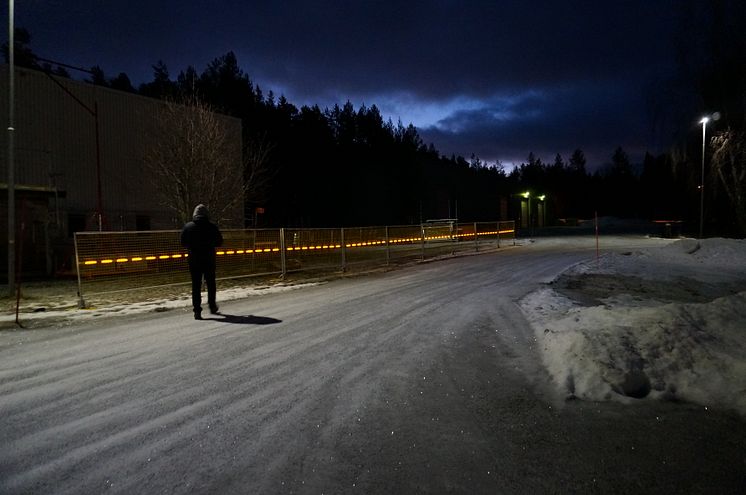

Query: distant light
[[699, 117, 710, 125], [538, 195, 546, 201], [522, 191, 530, 198]]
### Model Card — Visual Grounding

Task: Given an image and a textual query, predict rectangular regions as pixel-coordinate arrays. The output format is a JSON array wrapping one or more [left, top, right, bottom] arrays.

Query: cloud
[[223, 0, 677, 167], [417, 80, 652, 168], [234, 1, 677, 101], [13, 0, 679, 169]]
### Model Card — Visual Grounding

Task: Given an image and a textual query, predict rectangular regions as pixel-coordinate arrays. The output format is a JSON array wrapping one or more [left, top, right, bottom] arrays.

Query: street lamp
[[521, 191, 531, 232], [537, 195, 546, 227], [699, 116, 709, 239], [697, 112, 721, 238], [7, 0, 15, 294]]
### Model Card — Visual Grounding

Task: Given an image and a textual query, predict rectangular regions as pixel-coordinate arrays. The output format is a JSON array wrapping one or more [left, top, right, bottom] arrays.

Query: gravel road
[[1, 238, 744, 494]]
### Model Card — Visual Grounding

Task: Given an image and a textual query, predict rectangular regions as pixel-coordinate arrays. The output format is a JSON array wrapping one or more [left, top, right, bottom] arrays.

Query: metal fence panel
[[386, 225, 426, 263], [218, 229, 284, 279], [343, 226, 389, 267], [76, 230, 190, 296], [498, 220, 517, 246], [75, 221, 515, 306], [283, 228, 344, 273]]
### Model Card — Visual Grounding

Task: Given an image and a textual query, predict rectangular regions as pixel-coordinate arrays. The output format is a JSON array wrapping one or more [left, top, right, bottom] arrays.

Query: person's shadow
[[208, 313, 282, 325]]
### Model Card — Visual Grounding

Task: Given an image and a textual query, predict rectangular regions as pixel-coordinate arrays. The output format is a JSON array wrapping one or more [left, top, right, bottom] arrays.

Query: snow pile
[[521, 238, 746, 416]]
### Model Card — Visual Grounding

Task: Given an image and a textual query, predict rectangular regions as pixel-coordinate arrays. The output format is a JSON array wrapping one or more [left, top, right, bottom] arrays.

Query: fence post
[[450, 222, 455, 256], [340, 227, 346, 272], [512, 221, 516, 246], [420, 224, 425, 261], [474, 222, 479, 252], [497, 221, 501, 249], [385, 226, 390, 266], [279, 228, 287, 279], [74, 233, 86, 308]]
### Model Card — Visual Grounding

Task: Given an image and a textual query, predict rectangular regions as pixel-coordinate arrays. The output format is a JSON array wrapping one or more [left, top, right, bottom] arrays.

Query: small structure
[[516, 192, 548, 229]]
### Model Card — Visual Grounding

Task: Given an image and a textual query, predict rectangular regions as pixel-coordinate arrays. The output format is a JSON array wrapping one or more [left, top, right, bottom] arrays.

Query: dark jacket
[[181, 215, 223, 263]]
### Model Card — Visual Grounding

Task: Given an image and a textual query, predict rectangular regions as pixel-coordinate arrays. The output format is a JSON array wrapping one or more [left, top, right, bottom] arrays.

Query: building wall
[[0, 65, 243, 278]]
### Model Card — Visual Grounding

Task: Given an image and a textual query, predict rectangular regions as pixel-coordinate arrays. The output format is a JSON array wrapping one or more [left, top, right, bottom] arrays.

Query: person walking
[[181, 204, 223, 319]]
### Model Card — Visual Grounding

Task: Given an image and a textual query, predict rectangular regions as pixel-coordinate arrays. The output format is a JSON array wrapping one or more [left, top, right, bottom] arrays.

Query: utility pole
[[699, 117, 708, 239], [7, 0, 15, 294], [41, 66, 103, 231]]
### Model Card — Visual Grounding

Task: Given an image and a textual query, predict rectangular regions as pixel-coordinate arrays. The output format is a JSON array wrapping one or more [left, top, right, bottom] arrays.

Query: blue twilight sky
[[4, 0, 695, 169]]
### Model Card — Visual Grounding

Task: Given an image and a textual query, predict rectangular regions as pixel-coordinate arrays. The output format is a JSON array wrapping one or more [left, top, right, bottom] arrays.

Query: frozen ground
[[5, 236, 746, 418], [0, 280, 319, 328], [2, 234, 745, 493], [520, 237, 746, 416]]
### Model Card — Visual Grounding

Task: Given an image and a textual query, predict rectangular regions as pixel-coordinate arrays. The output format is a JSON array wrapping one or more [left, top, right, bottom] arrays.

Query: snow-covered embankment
[[521, 238, 746, 416]]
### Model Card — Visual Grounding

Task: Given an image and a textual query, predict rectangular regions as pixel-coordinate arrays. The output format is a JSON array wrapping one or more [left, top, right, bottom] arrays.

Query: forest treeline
[[69, 52, 707, 230], [6, 17, 745, 235]]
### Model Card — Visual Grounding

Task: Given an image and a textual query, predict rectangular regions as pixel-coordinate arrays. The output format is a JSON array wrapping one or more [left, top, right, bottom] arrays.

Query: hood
[[192, 204, 209, 221]]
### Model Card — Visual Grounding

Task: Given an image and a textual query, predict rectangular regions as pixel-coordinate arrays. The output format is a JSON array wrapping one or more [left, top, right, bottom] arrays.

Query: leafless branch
[[143, 94, 243, 226], [243, 132, 276, 205], [711, 128, 746, 234]]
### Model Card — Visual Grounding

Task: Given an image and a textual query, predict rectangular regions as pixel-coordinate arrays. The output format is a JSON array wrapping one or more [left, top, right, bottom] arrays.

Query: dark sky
[[6, 0, 684, 169]]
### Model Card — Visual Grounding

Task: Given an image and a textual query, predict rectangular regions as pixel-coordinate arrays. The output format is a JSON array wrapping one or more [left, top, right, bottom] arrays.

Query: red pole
[[94, 101, 103, 231], [595, 211, 599, 267], [14, 198, 26, 327]]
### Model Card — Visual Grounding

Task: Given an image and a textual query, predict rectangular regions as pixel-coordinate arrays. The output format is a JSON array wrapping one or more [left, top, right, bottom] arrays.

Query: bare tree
[[710, 128, 746, 234], [243, 132, 276, 207], [144, 94, 243, 226]]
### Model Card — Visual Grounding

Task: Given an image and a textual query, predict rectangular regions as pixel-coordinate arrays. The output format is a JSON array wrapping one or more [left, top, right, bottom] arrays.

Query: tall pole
[[7, 0, 15, 294], [699, 118, 708, 239], [94, 102, 102, 230], [595, 211, 599, 267], [41, 70, 104, 230]]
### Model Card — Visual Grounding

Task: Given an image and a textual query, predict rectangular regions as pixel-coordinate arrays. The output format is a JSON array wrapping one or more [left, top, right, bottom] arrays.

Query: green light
[[538, 195, 546, 201], [521, 191, 530, 198]]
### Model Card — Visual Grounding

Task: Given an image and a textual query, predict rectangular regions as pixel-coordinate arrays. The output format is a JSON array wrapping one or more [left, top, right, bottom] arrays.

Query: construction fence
[[74, 220, 515, 307]]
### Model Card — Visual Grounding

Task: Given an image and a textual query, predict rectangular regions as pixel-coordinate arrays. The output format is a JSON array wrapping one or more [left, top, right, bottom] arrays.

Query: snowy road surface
[[1, 236, 745, 494]]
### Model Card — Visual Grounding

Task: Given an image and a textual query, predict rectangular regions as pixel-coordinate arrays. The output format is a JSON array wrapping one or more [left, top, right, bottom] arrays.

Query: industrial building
[[0, 65, 243, 279]]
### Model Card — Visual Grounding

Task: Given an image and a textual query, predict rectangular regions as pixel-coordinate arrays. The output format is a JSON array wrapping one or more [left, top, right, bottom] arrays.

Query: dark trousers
[[188, 258, 216, 313]]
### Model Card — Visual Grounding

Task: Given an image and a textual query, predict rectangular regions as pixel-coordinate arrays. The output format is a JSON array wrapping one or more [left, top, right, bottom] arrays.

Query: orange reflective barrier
[[74, 221, 516, 307], [78, 228, 518, 267]]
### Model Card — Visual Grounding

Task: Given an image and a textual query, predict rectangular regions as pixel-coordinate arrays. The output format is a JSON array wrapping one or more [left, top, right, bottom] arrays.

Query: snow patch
[[522, 238, 746, 416], [1, 282, 319, 326]]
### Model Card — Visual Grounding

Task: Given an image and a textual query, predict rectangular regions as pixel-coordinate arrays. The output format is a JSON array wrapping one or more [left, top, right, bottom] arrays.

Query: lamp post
[[521, 191, 531, 233], [699, 116, 709, 239], [7, 0, 15, 294], [537, 194, 546, 228]]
